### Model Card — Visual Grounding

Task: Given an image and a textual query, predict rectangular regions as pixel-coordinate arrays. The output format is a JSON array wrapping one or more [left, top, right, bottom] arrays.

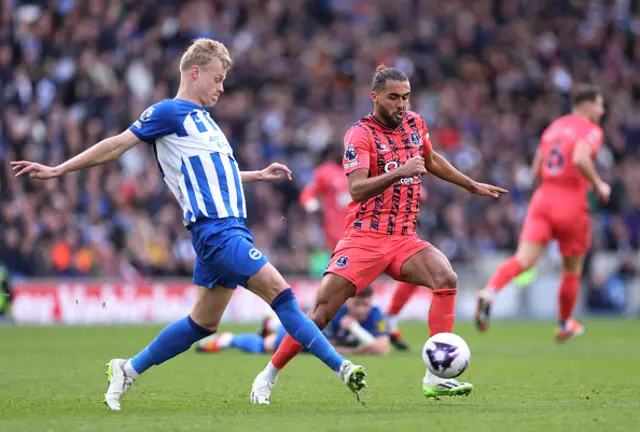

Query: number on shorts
[[545, 141, 564, 174]]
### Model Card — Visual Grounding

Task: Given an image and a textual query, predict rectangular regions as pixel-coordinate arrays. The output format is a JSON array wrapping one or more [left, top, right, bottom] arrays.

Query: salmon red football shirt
[[534, 114, 603, 211], [342, 111, 433, 236], [299, 162, 351, 249]]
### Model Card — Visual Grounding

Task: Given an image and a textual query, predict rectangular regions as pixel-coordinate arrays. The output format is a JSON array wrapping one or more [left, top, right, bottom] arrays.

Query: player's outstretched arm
[[424, 151, 507, 198], [11, 130, 141, 180], [240, 163, 292, 183], [300, 181, 320, 213]]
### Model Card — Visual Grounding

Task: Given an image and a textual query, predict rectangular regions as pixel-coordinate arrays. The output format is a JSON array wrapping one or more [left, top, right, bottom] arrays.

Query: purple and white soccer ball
[[422, 332, 471, 379]]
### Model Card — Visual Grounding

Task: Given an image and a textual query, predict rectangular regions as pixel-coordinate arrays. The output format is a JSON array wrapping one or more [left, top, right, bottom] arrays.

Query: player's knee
[[433, 268, 458, 289], [515, 255, 535, 271], [191, 315, 220, 333], [247, 263, 290, 304]]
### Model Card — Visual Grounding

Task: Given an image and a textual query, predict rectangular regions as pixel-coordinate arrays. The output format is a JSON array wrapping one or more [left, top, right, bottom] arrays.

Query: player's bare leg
[[386, 282, 419, 350], [251, 272, 367, 404], [399, 246, 473, 398], [555, 255, 586, 342], [475, 241, 546, 333], [105, 285, 233, 410]]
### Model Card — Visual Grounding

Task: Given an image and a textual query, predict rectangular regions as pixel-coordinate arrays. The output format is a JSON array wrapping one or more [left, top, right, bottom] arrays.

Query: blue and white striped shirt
[[129, 99, 246, 225]]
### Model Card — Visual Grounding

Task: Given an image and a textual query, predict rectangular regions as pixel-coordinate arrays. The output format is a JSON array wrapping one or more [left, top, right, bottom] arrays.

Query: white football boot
[[104, 359, 136, 411]]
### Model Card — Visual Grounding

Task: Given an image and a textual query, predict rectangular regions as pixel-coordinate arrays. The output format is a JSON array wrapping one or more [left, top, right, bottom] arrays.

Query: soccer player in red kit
[[475, 84, 610, 341], [300, 146, 418, 351], [299, 146, 352, 250], [250, 65, 506, 404]]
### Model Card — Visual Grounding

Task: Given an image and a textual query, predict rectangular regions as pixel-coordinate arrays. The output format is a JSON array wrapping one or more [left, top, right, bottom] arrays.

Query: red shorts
[[325, 232, 431, 293], [520, 202, 591, 257]]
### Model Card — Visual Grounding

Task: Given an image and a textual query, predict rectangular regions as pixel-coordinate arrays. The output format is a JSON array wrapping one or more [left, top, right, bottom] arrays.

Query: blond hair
[[179, 38, 232, 72]]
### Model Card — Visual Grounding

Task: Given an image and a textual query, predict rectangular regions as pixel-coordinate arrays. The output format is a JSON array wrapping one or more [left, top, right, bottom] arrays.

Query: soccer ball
[[422, 332, 471, 379]]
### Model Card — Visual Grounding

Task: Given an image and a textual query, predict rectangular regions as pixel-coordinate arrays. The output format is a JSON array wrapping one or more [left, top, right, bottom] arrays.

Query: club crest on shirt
[[140, 106, 155, 122], [344, 145, 360, 169], [335, 255, 349, 269], [410, 132, 422, 147]]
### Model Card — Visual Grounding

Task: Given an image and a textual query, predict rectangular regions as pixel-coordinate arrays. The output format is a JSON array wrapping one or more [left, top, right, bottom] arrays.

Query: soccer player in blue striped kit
[[11, 38, 367, 410]]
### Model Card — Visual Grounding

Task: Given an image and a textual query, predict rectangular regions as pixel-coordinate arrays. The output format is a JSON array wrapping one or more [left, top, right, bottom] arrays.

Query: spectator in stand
[[2, 0, 639, 282]]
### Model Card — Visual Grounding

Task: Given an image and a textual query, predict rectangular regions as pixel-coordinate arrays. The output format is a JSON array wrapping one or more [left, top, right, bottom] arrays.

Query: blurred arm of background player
[[423, 152, 508, 198], [572, 140, 611, 203], [299, 176, 321, 212], [11, 129, 292, 183], [330, 315, 390, 356]]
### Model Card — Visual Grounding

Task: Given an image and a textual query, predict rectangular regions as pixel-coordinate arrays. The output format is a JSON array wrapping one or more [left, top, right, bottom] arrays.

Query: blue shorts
[[190, 218, 268, 289]]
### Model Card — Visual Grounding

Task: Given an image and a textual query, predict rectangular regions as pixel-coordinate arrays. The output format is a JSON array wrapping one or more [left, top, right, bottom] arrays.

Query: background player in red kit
[[299, 146, 352, 251], [300, 146, 421, 351], [475, 84, 610, 341], [250, 65, 506, 404]]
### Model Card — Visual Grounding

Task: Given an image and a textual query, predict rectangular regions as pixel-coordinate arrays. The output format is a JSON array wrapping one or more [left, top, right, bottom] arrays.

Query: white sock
[[387, 316, 398, 333], [217, 333, 233, 349], [262, 361, 280, 382], [124, 360, 140, 379], [424, 369, 457, 385]]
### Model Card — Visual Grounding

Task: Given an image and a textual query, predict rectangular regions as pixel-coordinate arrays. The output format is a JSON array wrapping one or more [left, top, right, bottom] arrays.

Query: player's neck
[[571, 109, 592, 123], [175, 88, 203, 107], [372, 111, 398, 129]]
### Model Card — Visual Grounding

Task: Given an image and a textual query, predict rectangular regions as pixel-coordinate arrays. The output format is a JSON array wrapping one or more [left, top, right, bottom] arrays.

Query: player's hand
[[467, 181, 508, 198], [339, 315, 357, 330], [595, 181, 611, 204], [397, 156, 427, 178], [260, 163, 292, 181], [10, 161, 60, 180]]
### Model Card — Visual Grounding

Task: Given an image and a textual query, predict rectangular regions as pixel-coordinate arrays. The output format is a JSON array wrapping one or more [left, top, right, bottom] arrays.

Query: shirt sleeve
[[366, 307, 388, 337], [129, 100, 180, 143], [584, 126, 603, 158], [343, 125, 372, 174], [420, 116, 434, 156]]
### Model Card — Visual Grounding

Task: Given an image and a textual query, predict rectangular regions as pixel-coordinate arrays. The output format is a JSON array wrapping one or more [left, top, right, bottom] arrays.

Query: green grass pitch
[[1, 319, 639, 432]]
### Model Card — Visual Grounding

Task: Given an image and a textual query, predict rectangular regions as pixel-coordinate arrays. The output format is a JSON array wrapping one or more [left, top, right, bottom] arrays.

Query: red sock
[[487, 257, 523, 293], [558, 273, 580, 322], [429, 288, 457, 337], [387, 282, 419, 316], [271, 333, 304, 370]]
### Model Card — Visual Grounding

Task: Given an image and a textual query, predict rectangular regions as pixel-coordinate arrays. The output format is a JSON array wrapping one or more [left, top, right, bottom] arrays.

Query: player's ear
[[191, 65, 199, 81], [370, 90, 377, 103]]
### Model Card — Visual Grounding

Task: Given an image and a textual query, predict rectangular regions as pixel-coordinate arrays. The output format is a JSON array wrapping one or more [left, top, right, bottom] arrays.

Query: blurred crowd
[[2, 0, 640, 286]]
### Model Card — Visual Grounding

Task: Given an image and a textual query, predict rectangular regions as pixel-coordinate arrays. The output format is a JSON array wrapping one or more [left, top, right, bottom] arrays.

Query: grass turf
[[1, 319, 639, 432]]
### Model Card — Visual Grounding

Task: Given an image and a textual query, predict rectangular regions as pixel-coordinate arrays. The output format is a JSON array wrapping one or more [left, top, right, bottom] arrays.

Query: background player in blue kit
[[197, 287, 390, 356], [10, 38, 367, 410]]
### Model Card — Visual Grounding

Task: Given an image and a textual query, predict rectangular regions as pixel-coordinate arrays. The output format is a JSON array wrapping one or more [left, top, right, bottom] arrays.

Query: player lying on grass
[[196, 287, 390, 356], [249, 65, 507, 404], [475, 84, 610, 342], [11, 38, 366, 411]]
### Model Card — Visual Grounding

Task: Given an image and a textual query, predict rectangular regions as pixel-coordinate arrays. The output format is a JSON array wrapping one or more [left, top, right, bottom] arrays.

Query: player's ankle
[[124, 359, 140, 379], [262, 361, 280, 382]]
